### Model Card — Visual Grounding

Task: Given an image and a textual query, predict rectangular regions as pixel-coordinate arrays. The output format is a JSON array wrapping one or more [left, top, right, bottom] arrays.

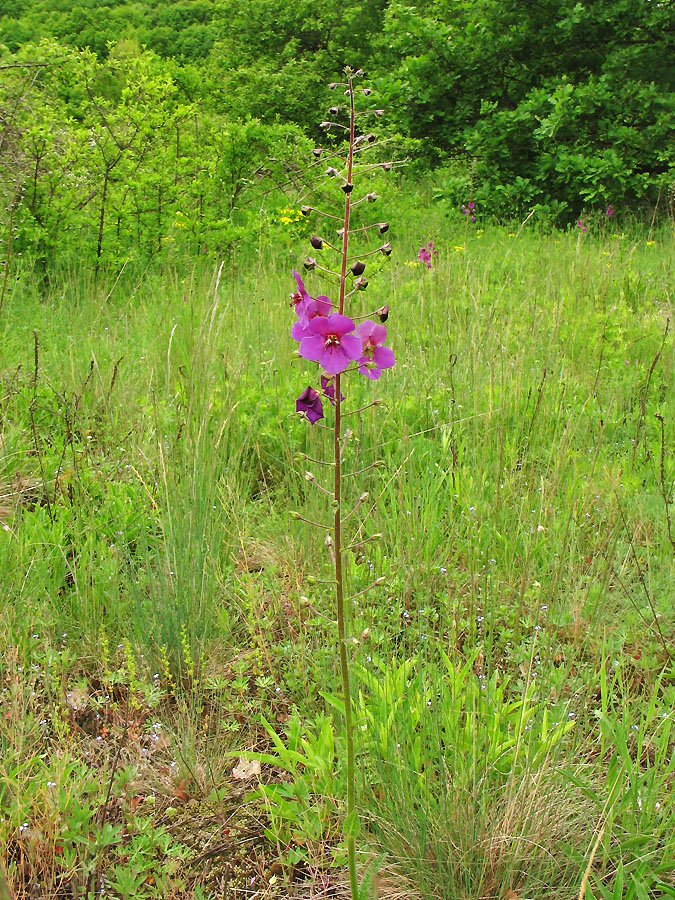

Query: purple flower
[[606, 204, 614, 217], [576, 219, 587, 233], [299, 314, 362, 375], [296, 386, 324, 424], [418, 246, 432, 268], [290, 270, 332, 341], [355, 320, 395, 380], [321, 375, 345, 406]]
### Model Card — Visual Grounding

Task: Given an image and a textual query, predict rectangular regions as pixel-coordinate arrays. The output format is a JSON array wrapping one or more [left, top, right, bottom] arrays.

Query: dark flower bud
[[350, 260, 366, 276], [301, 205, 312, 216], [326, 166, 339, 177], [379, 243, 392, 256], [313, 148, 323, 158], [337, 227, 345, 237], [304, 256, 317, 270], [310, 235, 324, 250], [366, 192, 377, 202], [377, 304, 389, 323], [362, 88, 372, 96], [373, 109, 384, 117], [381, 162, 392, 172], [329, 106, 340, 115], [342, 182, 354, 194], [354, 277, 369, 291], [366, 133, 376, 143], [378, 222, 389, 234]]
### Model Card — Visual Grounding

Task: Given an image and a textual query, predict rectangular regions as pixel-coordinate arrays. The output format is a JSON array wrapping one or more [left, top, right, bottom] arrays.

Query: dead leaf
[[232, 757, 261, 781]]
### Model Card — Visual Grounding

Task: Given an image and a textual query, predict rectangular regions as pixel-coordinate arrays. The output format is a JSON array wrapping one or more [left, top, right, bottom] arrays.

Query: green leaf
[[343, 809, 360, 840]]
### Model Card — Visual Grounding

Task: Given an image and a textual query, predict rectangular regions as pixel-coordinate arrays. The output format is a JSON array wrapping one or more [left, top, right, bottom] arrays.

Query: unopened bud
[[310, 235, 324, 250], [300, 595, 311, 606], [362, 88, 372, 96], [304, 471, 315, 482], [328, 82, 339, 89], [329, 106, 340, 115], [350, 260, 366, 277], [325, 534, 333, 547], [366, 133, 376, 143], [361, 627, 371, 639], [301, 205, 312, 216], [373, 109, 384, 117], [320, 121, 331, 129], [354, 277, 369, 291], [378, 222, 389, 234], [377, 304, 389, 323], [326, 167, 339, 177], [331, 499, 339, 509], [366, 192, 377, 202], [359, 492, 369, 503], [379, 243, 392, 256], [342, 182, 354, 194], [312, 148, 323, 157], [355, 69, 364, 77], [289, 511, 301, 520], [295, 453, 307, 461], [304, 256, 317, 270], [337, 227, 345, 237], [381, 162, 392, 172], [374, 577, 386, 586]]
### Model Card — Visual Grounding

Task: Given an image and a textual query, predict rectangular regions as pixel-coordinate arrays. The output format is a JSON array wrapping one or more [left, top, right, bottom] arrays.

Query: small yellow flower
[[508, 232, 516, 237], [454, 244, 465, 252], [476, 229, 484, 236], [280, 216, 292, 225], [404, 260, 420, 267], [646, 240, 655, 246]]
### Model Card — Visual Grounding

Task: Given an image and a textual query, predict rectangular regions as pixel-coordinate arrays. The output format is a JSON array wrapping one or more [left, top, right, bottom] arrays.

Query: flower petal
[[339, 332, 364, 360], [300, 334, 326, 361], [373, 345, 395, 369]]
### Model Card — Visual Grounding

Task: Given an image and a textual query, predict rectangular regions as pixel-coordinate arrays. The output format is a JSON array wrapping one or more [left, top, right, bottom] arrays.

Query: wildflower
[[300, 314, 362, 375], [296, 386, 324, 424], [321, 375, 345, 405], [418, 247, 432, 268], [290, 269, 332, 341], [576, 219, 587, 233], [355, 320, 395, 380], [606, 204, 614, 217]]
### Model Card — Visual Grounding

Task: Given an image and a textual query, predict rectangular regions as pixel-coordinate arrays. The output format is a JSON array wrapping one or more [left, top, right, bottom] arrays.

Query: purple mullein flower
[[321, 375, 345, 406], [418, 246, 432, 268], [355, 320, 395, 380], [296, 386, 324, 424], [606, 204, 614, 217], [299, 314, 362, 375], [290, 270, 332, 341], [576, 219, 587, 233]]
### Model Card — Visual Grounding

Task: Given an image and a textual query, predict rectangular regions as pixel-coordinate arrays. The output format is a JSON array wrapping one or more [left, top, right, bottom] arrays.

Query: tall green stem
[[335, 73, 358, 900]]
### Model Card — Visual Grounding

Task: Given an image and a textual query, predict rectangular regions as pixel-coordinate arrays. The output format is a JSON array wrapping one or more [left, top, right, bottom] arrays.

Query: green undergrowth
[[1, 210, 674, 898]]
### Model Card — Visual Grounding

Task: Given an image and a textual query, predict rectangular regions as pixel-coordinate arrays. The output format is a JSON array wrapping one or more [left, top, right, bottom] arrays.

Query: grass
[[1, 191, 674, 898]]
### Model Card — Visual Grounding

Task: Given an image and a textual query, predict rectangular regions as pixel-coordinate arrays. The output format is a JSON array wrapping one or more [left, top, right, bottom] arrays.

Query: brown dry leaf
[[232, 757, 261, 781], [65, 686, 89, 712]]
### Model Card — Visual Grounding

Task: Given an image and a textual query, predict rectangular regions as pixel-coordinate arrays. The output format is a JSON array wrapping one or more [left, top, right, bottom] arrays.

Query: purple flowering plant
[[418, 240, 437, 269], [287, 67, 399, 900]]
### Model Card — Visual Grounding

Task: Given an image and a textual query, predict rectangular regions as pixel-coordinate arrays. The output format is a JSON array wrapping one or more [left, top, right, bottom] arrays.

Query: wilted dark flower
[[351, 261, 366, 276], [310, 235, 324, 250], [296, 386, 324, 424]]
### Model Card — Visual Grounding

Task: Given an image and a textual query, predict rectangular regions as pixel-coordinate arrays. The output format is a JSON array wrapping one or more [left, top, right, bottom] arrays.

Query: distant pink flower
[[355, 320, 395, 380], [418, 247, 432, 268], [576, 219, 587, 233], [606, 204, 614, 217], [300, 314, 362, 375]]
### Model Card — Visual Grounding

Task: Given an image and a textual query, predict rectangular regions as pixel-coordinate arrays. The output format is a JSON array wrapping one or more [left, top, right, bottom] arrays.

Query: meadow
[[1, 188, 674, 899]]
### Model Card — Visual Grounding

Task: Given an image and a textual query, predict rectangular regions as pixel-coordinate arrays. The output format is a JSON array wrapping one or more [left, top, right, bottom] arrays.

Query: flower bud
[[366, 192, 377, 202], [329, 106, 340, 116], [310, 235, 324, 250], [374, 576, 386, 586], [325, 534, 333, 547], [378, 222, 389, 234], [326, 167, 339, 177], [342, 182, 354, 194], [359, 492, 369, 503], [366, 133, 376, 143], [289, 511, 301, 520], [350, 260, 366, 276], [301, 205, 312, 216], [304, 471, 315, 482], [300, 595, 311, 606], [312, 148, 323, 157], [320, 121, 331, 129], [328, 82, 339, 89], [377, 304, 389, 323], [355, 69, 364, 77], [361, 627, 371, 639], [304, 256, 317, 270], [381, 162, 392, 172], [362, 88, 372, 96], [373, 109, 384, 117], [354, 277, 369, 291], [379, 243, 392, 256]]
